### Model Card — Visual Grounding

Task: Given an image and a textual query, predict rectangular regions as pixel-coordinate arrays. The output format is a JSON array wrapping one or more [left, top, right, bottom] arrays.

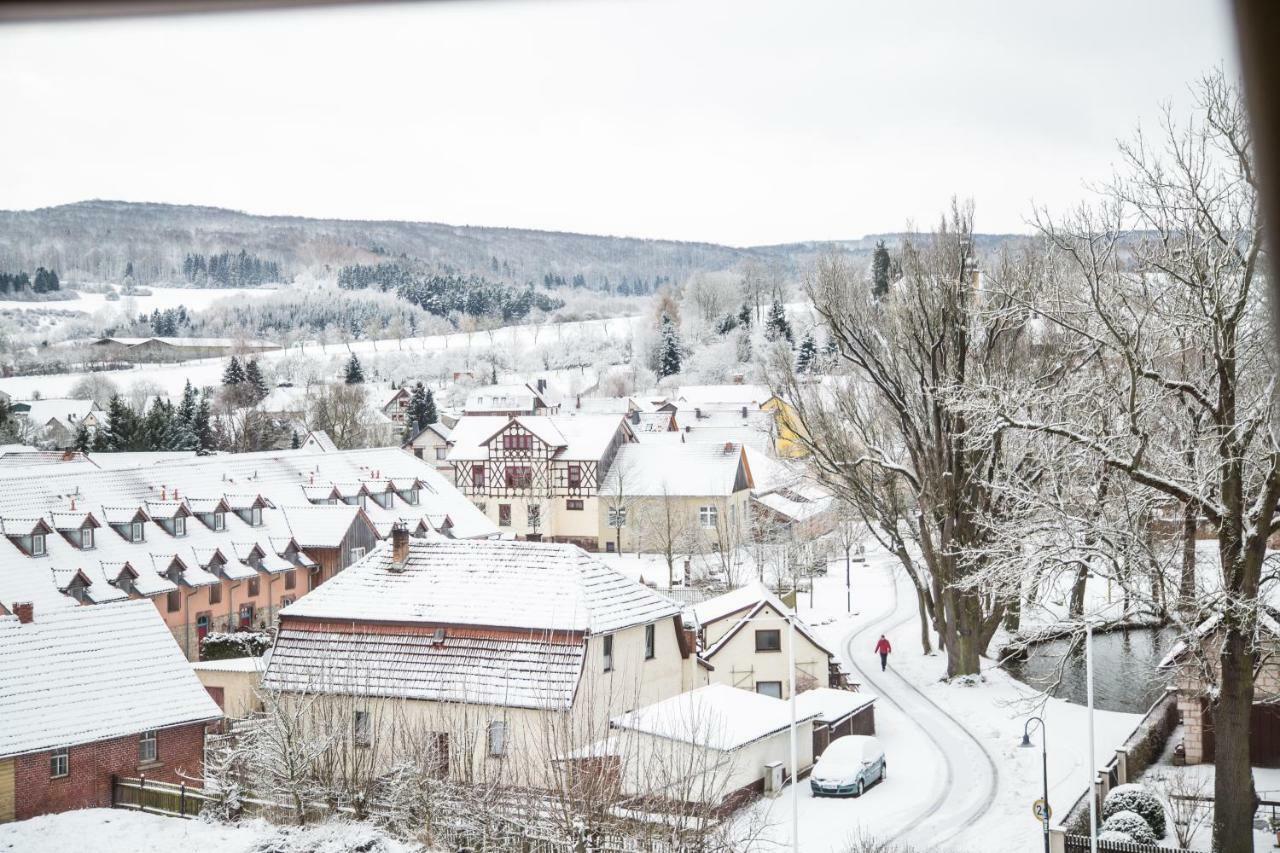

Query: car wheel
[[857, 779, 865, 797], [881, 761, 887, 782]]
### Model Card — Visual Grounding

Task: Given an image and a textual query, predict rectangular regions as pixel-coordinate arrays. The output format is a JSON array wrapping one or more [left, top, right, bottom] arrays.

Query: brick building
[[0, 600, 221, 822]]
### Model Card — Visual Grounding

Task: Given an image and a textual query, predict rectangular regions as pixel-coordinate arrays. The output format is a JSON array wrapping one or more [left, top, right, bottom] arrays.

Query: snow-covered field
[[0, 285, 278, 317]]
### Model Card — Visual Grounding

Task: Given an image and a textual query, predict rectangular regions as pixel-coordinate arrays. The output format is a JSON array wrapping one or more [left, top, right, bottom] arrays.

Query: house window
[[239, 603, 254, 628], [602, 634, 614, 672], [208, 583, 222, 605], [80, 527, 94, 549], [567, 499, 584, 511], [285, 570, 297, 590], [30, 533, 45, 556], [644, 624, 656, 660], [353, 710, 371, 747], [139, 730, 158, 763], [349, 546, 366, 564], [173, 516, 186, 537], [404, 488, 420, 505], [698, 506, 718, 529], [50, 748, 69, 779], [166, 590, 181, 612], [196, 613, 210, 639], [503, 433, 532, 451], [498, 504, 511, 527], [504, 466, 532, 489], [250, 507, 262, 527], [567, 464, 582, 488], [414, 448, 424, 459], [281, 595, 295, 607], [435, 447, 447, 461], [213, 512, 225, 531], [756, 681, 783, 699], [247, 577, 260, 597], [755, 629, 782, 652], [130, 521, 145, 542], [471, 465, 486, 489], [487, 720, 507, 757]]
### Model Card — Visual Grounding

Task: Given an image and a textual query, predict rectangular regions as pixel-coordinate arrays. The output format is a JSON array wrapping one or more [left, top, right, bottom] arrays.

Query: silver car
[[809, 735, 886, 797]]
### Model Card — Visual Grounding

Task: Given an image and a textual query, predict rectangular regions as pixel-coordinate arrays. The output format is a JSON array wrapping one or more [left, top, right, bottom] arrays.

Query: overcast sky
[[0, 0, 1239, 246]]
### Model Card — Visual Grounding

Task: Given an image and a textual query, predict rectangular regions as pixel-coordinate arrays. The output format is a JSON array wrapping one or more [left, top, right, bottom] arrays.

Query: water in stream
[[1001, 626, 1177, 713]]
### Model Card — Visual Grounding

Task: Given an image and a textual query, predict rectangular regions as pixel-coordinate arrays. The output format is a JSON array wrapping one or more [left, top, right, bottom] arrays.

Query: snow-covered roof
[[0, 600, 222, 758], [598, 442, 752, 497], [11, 398, 95, 430], [191, 655, 267, 673], [447, 415, 628, 463], [464, 382, 556, 414], [94, 336, 278, 349], [303, 430, 339, 453], [793, 687, 876, 724], [280, 504, 368, 548], [688, 581, 788, 629], [674, 384, 772, 407], [610, 683, 818, 751], [280, 539, 681, 635]]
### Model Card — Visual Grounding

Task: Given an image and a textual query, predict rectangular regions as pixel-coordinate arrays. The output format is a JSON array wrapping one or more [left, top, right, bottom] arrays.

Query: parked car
[[809, 735, 886, 797]]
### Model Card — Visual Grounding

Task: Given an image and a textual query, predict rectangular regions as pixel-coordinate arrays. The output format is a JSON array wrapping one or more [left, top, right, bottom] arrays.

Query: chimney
[[70, 496, 76, 511], [390, 521, 410, 568], [576, 395, 581, 410], [174, 488, 179, 500], [161, 486, 167, 501], [13, 602, 33, 624], [741, 406, 747, 419], [723, 442, 734, 454], [695, 407, 702, 419]]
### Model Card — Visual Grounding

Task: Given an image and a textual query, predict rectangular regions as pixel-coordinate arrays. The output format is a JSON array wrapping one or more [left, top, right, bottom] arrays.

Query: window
[[755, 681, 783, 699], [504, 466, 532, 489], [487, 720, 507, 757], [196, 613, 210, 639], [285, 570, 297, 590], [247, 577, 260, 597], [139, 730, 158, 763], [414, 447, 424, 459], [602, 634, 614, 672], [30, 533, 45, 556], [239, 603, 254, 627], [50, 748, 68, 778], [567, 499, 584, 511], [607, 506, 626, 527], [606, 541, 616, 553], [250, 507, 262, 527], [166, 590, 181, 612], [527, 504, 540, 527], [435, 447, 447, 461], [405, 488, 420, 505], [498, 504, 511, 527], [213, 511, 225, 531], [173, 516, 186, 537], [755, 629, 782, 652], [130, 521, 144, 542], [281, 595, 295, 607], [699, 505, 718, 529], [502, 433, 532, 451], [80, 527, 94, 549], [471, 465, 486, 489], [353, 710, 371, 747], [567, 464, 582, 488], [644, 624, 656, 659], [349, 546, 366, 564], [208, 583, 222, 605]]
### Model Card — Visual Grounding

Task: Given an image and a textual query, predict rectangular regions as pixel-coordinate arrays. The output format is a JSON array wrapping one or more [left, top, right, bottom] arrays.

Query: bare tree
[[638, 489, 696, 588]]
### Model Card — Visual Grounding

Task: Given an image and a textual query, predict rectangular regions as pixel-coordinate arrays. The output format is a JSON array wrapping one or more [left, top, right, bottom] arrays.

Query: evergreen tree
[[101, 395, 138, 452], [657, 314, 683, 378], [176, 380, 198, 428], [716, 313, 738, 335], [222, 356, 246, 387], [291, 430, 300, 449], [737, 302, 753, 328], [796, 332, 818, 373], [73, 423, 92, 453], [765, 299, 793, 344], [872, 239, 892, 299], [344, 354, 365, 384], [406, 382, 438, 433], [245, 359, 269, 403], [736, 329, 753, 363], [490, 364, 498, 385], [822, 334, 839, 366], [193, 396, 214, 452]]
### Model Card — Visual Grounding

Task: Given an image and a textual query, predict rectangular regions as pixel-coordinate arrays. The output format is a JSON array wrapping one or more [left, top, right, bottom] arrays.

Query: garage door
[[0, 758, 14, 823]]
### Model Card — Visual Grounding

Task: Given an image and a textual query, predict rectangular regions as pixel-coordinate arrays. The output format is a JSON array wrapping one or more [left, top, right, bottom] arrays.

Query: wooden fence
[[111, 775, 208, 819], [1064, 834, 1167, 853]]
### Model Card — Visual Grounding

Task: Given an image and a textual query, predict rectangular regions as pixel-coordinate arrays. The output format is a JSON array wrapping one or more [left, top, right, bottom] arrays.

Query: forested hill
[[0, 200, 1032, 290]]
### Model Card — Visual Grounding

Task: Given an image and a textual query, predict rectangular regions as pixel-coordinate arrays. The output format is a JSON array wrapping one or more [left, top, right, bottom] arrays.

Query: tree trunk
[[1068, 561, 1089, 620], [941, 588, 984, 677], [1180, 502, 1198, 610], [1212, 624, 1256, 852], [915, 586, 934, 655]]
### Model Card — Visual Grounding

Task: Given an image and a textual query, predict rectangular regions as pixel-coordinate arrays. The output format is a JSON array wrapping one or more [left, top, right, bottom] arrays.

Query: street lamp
[[1020, 715, 1050, 853]]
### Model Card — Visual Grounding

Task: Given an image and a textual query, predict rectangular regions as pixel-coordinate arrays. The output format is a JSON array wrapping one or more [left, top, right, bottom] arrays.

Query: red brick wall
[[13, 722, 208, 820]]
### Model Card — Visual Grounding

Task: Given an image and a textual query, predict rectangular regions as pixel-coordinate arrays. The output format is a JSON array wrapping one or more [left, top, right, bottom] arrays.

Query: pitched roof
[[598, 442, 752, 497], [280, 539, 680, 635], [280, 504, 366, 549], [0, 600, 222, 758], [448, 415, 628, 462], [793, 687, 876, 725], [610, 683, 819, 751]]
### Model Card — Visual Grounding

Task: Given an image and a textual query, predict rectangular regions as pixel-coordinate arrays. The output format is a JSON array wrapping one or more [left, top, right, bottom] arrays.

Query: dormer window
[[173, 516, 187, 537], [130, 521, 144, 542], [250, 507, 262, 527], [213, 511, 225, 531], [80, 528, 94, 550], [31, 533, 46, 557], [403, 488, 420, 505]]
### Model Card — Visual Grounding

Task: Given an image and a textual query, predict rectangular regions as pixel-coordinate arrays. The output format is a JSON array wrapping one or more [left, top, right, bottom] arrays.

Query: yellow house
[[761, 394, 809, 458]]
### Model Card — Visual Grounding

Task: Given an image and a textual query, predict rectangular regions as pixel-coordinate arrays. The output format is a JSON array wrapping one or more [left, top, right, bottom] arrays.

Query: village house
[[403, 420, 454, 476], [448, 414, 634, 549], [89, 336, 280, 361], [0, 600, 221, 823], [464, 380, 562, 416], [262, 534, 705, 787], [8, 398, 97, 449], [0, 446, 493, 659]]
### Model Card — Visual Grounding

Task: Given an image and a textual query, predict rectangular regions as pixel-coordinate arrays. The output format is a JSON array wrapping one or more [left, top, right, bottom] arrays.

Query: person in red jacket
[[874, 635, 892, 671]]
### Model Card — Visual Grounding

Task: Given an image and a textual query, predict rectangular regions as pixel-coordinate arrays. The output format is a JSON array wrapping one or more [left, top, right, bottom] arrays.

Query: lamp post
[[1020, 716, 1050, 853]]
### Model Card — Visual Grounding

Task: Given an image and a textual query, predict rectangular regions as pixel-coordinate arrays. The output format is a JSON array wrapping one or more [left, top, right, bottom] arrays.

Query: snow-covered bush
[[201, 630, 271, 661], [1104, 783, 1166, 837], [1096, 829, 1134, 844], [1101, 810, 1158, 845], [247, 821, 423, 853]]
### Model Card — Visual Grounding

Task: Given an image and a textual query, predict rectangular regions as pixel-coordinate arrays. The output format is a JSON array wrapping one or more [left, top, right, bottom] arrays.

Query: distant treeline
[[338, 262, 564, 322], [0, 267, 60, 294], [182, 250, 282, 287], [541, 271, 670, 296]]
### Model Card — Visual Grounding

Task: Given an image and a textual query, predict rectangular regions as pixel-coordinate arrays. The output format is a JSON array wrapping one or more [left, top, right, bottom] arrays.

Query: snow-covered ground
[[0, 285, 278, 317], [0, 808, 426, 853]]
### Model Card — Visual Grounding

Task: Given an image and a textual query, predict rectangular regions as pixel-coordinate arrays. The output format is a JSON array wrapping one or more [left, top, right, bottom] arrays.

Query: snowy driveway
[[838, 560, 999, 848]]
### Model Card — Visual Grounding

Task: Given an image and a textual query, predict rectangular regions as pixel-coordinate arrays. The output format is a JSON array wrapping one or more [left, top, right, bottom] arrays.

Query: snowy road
[[840, 561, 999, 848]]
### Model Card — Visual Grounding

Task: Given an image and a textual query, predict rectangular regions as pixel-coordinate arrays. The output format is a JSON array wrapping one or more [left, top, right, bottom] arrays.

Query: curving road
[[840, 561, 999, 848]]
